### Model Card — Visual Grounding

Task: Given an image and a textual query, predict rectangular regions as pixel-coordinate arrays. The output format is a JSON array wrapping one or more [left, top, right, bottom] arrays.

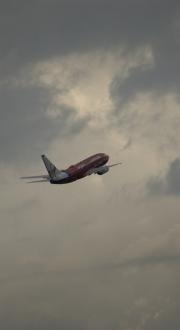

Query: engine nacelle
[[96, 165, 109, 175]]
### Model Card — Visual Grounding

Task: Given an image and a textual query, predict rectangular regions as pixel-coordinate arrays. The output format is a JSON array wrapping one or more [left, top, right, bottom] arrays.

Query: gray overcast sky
[[1, 1, 180, 329]]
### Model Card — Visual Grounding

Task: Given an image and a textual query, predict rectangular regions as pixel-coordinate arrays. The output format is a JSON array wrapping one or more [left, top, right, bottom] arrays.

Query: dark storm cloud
[[0, 0, 179, 76], [110, 45, 180, 107], [1, 0, 180, 163], [109, 0, 180, 106], [0, 83, 87, 164], [98, 254, 180, 271], [0, 314, 83, 330], [148, 158, 180, 195]]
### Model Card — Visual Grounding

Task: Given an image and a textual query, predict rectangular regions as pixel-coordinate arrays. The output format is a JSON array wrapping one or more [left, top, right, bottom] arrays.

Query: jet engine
[[96, 165, 109, 175]]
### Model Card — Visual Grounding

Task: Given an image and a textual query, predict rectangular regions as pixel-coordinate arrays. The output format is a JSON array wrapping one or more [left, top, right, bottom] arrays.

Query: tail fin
[[41, 155, 59, 178]]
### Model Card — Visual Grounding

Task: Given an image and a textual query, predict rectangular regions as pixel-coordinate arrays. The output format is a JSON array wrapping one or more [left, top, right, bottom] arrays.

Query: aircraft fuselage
[[50, 153, 109, 184]]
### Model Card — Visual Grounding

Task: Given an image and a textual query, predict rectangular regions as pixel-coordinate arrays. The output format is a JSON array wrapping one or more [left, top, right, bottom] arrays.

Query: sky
[[1, 0, 180, 329]]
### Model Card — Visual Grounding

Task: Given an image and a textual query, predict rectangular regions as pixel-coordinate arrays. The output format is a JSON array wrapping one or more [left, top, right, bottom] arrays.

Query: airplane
[[21, 153, 122, 184]]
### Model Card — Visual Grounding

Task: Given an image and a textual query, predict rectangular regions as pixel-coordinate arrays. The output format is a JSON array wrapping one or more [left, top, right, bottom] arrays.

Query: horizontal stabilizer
[[27, 179, 49, 183], [21, 175, 49, 179]]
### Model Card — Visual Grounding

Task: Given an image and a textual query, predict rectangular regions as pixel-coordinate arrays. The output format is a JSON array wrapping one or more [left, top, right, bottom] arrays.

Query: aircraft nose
[[104, 154, 109, 162]]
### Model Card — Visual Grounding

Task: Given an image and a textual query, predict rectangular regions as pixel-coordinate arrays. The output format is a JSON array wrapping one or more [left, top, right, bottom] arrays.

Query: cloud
[[0, 83, 88, 164], [1, 1, 180, 329], [1, 49, 146, 166], [1, 0, 180, 167], [108, 1, 180, 107], [98, 255, 180, 271], [0, 0, 179, 78], [148, 158, 180, 195]]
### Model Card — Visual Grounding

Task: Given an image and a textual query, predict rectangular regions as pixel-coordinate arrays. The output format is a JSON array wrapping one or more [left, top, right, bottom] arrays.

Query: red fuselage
[[50, 153, 109, 184]]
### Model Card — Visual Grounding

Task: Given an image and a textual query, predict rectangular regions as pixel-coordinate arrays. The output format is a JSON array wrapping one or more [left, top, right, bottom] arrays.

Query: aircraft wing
[[86, 162, 122, 175], [108, 162, 122, 167]]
